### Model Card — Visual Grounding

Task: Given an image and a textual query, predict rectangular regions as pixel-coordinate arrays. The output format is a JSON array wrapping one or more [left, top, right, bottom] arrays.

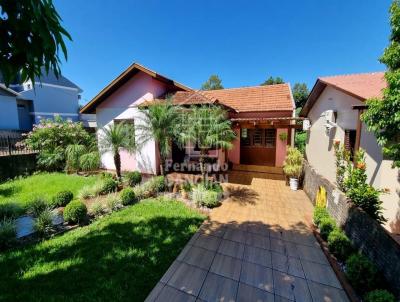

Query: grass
[[0, 198, 205, 301], [0, 173, 99, 214]]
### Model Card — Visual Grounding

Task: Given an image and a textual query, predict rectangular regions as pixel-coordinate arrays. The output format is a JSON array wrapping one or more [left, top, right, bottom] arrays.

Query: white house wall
[[306, 86, 400, 232]]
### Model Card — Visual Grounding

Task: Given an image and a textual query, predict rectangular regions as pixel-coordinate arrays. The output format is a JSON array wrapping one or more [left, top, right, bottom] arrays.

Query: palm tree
[[99, 122, 135, 178], [137, 99, 180, 175], [178, 105, 236, 182]]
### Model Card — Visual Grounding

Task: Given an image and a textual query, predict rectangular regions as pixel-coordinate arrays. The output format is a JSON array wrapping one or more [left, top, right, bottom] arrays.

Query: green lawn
[[0, 173, 99, 213], [0, 198, 205, 301]]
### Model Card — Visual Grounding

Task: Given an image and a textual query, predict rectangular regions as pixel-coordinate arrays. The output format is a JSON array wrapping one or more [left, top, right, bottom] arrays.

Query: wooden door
[[240, 128, 276, 166]]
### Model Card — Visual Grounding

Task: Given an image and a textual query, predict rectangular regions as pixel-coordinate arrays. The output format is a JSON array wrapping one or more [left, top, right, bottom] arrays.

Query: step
[[232, 164, 284, 175]]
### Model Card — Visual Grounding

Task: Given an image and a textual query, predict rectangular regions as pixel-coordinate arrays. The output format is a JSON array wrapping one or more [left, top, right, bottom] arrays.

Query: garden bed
[[0, 198, 205, 301]]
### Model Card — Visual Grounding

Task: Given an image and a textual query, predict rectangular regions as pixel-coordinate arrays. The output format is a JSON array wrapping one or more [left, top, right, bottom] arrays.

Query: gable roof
[[35, 68, 82, 92], [300, 72, 386, 117], [80, 63, 191, 113], [169, 84, 294, 113]]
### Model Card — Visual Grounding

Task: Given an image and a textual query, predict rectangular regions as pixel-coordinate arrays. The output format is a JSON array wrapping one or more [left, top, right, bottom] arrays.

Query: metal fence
[[0, 132, 37, 156]]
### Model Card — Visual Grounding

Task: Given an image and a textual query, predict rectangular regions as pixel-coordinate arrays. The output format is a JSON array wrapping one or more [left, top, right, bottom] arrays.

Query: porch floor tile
[[146, 176, 349, 302]]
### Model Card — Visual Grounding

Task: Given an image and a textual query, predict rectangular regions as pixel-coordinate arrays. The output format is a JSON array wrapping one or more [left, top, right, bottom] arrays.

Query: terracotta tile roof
[[170, 84, 294, 112], [319, 72, 386, 100]]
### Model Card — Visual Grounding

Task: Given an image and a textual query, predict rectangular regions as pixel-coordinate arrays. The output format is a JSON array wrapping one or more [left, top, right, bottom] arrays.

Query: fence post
[[7, 136, 11, 156]]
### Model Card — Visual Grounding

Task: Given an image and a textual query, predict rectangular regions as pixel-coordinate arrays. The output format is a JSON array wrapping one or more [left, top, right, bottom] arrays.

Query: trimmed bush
[[313, 206, 329, 227], [100, 178, 118, 195], [364, 290, 396, 302], [120, 188, 136, 206], [0, 203, 21, 219], [124, 171, 142, 187], [327, 229, 353, 261], [27, 197, 48, 217], [319, 217, 337, 240], [34, 208, 54, 235], [346, 253, 378, 293], [51, 190, 73, 208], [63, 201, 87, 224], [0, 218, 16, 249]]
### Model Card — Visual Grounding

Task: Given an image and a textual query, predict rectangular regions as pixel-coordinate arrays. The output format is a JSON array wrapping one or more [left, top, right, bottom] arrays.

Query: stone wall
[[0, 153, 37, 182], [303, 161, 400, 297]]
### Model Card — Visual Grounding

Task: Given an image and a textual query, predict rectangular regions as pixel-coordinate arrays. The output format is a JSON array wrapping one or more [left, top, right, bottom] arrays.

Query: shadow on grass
[[0, 184, 21, 198], [0, 215, 204, 302]]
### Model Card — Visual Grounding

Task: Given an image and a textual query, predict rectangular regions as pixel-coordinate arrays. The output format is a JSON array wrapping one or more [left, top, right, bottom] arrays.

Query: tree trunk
[[199, 150, 206, 185], [114, 152, 121, 179], [158, 142, 165, 176]]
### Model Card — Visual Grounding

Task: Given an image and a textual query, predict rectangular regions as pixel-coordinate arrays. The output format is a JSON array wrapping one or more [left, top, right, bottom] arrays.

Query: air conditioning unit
[[303, 119, 311, 131], [325, 110, 336, 124]]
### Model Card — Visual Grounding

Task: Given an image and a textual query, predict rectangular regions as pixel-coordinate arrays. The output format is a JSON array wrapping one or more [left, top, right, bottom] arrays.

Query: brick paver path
[[146, 176, 349, 302]]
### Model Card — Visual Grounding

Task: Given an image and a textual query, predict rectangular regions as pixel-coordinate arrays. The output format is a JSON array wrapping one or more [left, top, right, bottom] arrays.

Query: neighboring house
[[300, 72, 400, 233], [0, 70, 87, 131], [80, 62, 297, 175]]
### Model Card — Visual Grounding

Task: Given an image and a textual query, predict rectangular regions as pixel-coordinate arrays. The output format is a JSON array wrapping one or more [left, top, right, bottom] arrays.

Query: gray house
[[0, 71, 92, 131]]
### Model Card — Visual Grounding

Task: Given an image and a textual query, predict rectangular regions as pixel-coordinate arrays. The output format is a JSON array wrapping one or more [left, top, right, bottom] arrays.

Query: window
[[265, 129, 276, 148], [113, 119, 135, 145], [241, 128, 251, 146], [344, 129, 357, 160], [252, 129, 263, 146]]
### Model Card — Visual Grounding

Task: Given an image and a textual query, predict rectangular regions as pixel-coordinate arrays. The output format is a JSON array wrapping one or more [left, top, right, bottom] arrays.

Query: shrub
[[51, 190, 73, 208], [147, 176, 165, 193], [192, 185, 221, 208], [78, 185, 94, 200], [327, 229, 353, 261], [0, 203, 21, 219], [63, 200, 87, 224], [100, 172, 114, 179], [90, 201, 104, 218], [319, 217, 337, 240], [120, 188, 136, 206], [346, 253, 378, 293], [106, 194, 122, 212], [100, 178, 118, 195], [181, 181, 192, 192], [283, 147, 303, 179], [133, 185, 151, 200], [27, 197, 48, 217], [0, 218, 16, 249], [364, 290, 396, 302], [34, 208, 54, 236], [313, 207, 329, 227], [124, 171, 142, 187]]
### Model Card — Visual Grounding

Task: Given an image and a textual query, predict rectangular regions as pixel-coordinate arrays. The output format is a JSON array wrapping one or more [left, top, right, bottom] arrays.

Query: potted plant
[[283, 147, 304, 191]]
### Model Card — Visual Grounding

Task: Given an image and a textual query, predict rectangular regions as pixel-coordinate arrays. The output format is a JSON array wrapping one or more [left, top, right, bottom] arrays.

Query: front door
[[240, 128, 276, 166]]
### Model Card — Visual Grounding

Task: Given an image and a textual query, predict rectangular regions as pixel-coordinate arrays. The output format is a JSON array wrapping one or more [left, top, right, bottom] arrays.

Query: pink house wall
[[228, 127, 241, 164], [275, 128, 288, 167], [97, 72, 169, 173]]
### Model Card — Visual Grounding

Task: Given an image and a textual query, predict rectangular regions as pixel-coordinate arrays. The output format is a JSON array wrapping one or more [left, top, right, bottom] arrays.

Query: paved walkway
[[146, 176, 349, 302]]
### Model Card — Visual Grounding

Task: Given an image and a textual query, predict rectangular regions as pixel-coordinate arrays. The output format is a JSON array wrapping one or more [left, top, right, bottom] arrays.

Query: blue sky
[[54, 0, 392, 105]]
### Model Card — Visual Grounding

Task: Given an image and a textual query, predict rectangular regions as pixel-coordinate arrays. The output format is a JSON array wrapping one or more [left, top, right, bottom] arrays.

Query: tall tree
[[0, 0, 71, 86], [261, 76, 284, 86], [292, 83, 309, 108], [362, 0, 400, 168], [137, 100, 180, 175], [201, 75, 224, 90], [99, 122, 136, 178], [178, 105, 236, 182]]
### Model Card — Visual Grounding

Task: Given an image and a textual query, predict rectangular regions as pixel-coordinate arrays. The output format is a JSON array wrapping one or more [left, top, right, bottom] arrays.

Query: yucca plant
[[99, 122, 136, 178], [283, 147, 304, 179]]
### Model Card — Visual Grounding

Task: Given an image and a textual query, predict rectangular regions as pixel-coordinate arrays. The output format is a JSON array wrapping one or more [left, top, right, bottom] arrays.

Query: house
[[0, 70, 86, 131], [299, 72, 400, 233], [80, 62, 297, 175]]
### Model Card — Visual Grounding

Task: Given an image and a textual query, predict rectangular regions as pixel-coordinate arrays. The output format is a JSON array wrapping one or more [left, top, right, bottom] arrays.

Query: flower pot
[[289, 178, 299, 191]]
